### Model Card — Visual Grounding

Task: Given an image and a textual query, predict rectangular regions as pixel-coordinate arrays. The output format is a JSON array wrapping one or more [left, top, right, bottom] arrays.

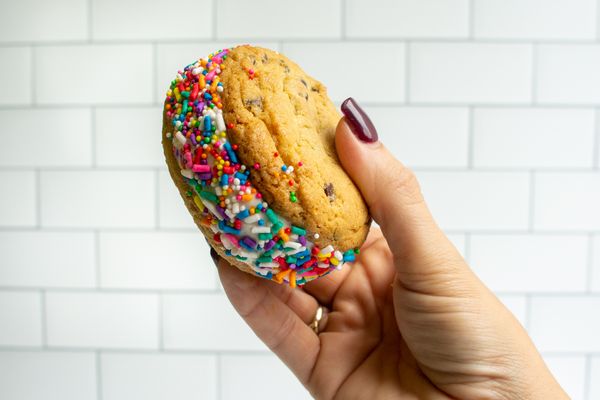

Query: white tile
[[534, 173, 600, 231], [0, 47, 31, 106], [470, 235, 588, 293], [163, 293, 267, 351], [101, 353, 217, 400], [346, 0, 469, 38], [542, 355, 586, 400], [221, 354, 309, 400], [96, 107, 164, 167], [46, 292, 158, 349], [473, 108, 595, 168], [593, 236, 600, 292], [40, 170, 155, 228], [0, 351, 96, 400], [217, 0, 340, 39], [0, 171, 36, 227], [410, 43, 532, 104], [92, 0, 212, 40], [474, 0, 596, 40], [529, 296, 600, 352], [36, 45, 153, 105], [0, 109, 92, 167], [158, 170, 198, 229], [537, 45, 600, 104], [0, 0, 86, 42], [416, 172, 530, 230], [496, 295, 527, 327], [156, 42, 278, 103], [590, 357, 600, 400], [0, 232, 95, 288], [100, 232, 216, 290], [364, 106, 469, 167], [282, 42, 405, 103], [0, 292, 42, 346]]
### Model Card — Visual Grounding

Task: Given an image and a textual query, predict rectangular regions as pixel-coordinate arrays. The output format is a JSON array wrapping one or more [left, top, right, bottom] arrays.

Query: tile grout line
[[158, 293, 164, 351], [340, 0, 346, 40], [531, 43, 537, 104], [155, 169, 160, 228], [524, 294, 532, 331], [96, 351, 103, 400], [152, 42, 158, 105], [94, 230, 101, 288], [464, 232, 471, 264], [40, 290, 47, 348], [91, 107, 96, 167], [404, 42, 410, 103], [87, 0, 93, 41], [35, 169, 41, 229], [528, 171, 536, 232], [212, 0, 218, 39], [597, 0, 600, 41], [30, 46, 36, 105], [594, 108, 600, 169], [467, 106, 474, 168], [468, 0, 475, 39], [216, 353, 222, 400], [584, 353, 592, 400]]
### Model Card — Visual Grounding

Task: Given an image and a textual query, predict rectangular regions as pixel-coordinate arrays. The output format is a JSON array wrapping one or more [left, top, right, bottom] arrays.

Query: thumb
[[336, 98, 467, 288]]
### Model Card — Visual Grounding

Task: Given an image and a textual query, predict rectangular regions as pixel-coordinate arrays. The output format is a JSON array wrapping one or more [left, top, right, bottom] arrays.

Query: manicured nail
[[341, 97, 378, 143], [210, 247, 219, 267]]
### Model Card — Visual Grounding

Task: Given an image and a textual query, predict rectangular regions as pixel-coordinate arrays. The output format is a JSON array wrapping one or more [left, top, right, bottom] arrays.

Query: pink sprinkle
[[225, 234, 240, 248], [206, 70, 216, 81], [236, 195, 242, 201], [256, 193, 262, 199], [192, 164, 210, 173]]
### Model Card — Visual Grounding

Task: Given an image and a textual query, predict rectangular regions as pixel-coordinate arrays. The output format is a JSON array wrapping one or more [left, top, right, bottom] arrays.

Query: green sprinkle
[[354, 248, 360, 254], [258, 233, 272, 241], [181, 91, 190, 98], [186, 190, 193, 197], [271, 221, 283, 233], [266, 209, 279, 224], [257, 255, 273, 264], [199, 190, 218, 203], [291, 226, 306, 236], [182, 100, 188, 114], [286, 256, 297, 264], [289, 192, 297, 203]]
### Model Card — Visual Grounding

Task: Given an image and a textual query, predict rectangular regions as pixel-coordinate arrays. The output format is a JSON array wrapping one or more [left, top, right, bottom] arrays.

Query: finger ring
[[310, 306, 325, 334]]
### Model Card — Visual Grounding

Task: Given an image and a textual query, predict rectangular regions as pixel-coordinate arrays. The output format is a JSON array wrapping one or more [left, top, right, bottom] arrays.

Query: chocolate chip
[[261, 54, 269, 63], [324, 183, 335, 202], [244, 97, 263, 109], [311, 86, 320, 93], [300, 79, 308, 87], [304, 93, 309, 101], [279, 60, 290, 73]]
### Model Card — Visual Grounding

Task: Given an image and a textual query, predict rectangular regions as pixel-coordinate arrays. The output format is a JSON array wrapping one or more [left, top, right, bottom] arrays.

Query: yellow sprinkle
[[193, 195, 202, 210], [330, 257, 339, 266]]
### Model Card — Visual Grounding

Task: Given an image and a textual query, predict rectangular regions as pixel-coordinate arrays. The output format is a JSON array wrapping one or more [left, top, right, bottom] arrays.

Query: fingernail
[[210, 247, 219, 267], [341, 97, 378, 143]]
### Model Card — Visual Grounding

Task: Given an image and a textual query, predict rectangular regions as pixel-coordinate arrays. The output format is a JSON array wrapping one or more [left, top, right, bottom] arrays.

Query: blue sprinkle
[[204, 115, 212, 132], [236, 209, 250, 220], [258, 219, 265, 226], [281, 165, 287, 171], [220, 174, 229, 187], [343, 254, 356, 262]]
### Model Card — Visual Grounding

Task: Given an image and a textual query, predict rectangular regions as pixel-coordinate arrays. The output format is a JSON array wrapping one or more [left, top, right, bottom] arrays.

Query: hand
[[213, 98, 568, 400]]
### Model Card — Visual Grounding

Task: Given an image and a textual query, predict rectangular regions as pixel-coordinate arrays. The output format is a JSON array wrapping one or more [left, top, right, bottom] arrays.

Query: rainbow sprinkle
[[164, 47, 358, 287]]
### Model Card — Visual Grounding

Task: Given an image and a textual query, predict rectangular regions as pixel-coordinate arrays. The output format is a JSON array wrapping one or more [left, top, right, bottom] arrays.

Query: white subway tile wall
[[0, 0, 598, 398]]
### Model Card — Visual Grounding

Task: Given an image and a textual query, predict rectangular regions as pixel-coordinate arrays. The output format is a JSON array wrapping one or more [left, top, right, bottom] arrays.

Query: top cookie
[[219, 46, 369, 250]]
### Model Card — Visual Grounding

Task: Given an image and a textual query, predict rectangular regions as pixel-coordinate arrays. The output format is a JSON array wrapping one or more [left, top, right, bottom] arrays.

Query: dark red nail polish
[[341, 97, 378, 143]]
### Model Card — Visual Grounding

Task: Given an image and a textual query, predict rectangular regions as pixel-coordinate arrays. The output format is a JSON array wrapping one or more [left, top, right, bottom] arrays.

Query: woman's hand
[[213, 98, 567, 400]]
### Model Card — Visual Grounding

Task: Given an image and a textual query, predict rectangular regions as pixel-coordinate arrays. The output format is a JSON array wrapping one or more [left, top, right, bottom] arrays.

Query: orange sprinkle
[[242, 194, 253, 202], [274, 269, 291, 284], [289, 270, 297, 288]]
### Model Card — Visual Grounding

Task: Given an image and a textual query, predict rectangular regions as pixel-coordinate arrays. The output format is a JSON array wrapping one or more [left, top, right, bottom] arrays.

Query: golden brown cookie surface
[[219, 46, 370, 250]]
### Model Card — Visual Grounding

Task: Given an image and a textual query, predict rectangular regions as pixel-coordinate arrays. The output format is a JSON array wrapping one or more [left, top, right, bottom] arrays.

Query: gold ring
[[310, 306, 325, 334]]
